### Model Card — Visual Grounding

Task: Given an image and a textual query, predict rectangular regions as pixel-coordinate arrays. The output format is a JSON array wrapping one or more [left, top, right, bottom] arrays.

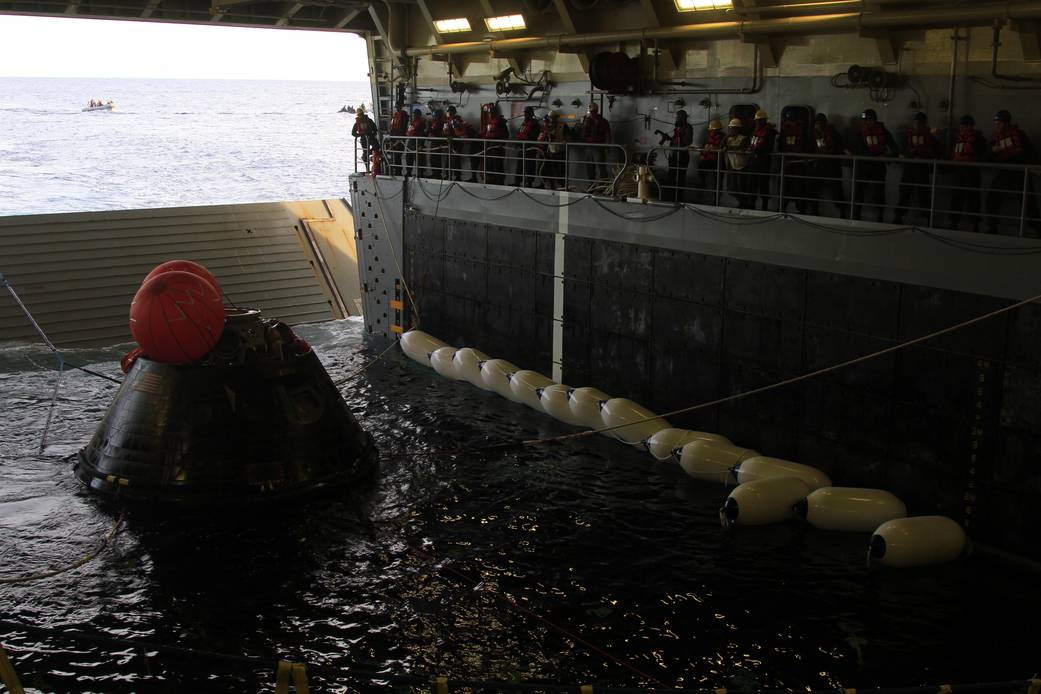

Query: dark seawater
[[0, 77, 371, 217], [1, 318, 1040, 692]]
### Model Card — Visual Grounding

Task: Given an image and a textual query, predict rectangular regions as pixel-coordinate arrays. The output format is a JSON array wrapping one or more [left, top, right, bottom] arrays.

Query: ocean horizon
[[0, 76, 372, 216]]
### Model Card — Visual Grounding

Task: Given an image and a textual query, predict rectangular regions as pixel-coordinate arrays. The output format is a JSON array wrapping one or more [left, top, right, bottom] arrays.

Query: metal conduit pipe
[[729, 0, 930, 16], [404, 0, 1041, 57]]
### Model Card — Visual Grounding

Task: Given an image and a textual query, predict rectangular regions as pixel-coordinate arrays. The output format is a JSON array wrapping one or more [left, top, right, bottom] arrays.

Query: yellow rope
[[518, 290, 1041, 447], [0, 647, 25, 694], [0, 515, 124, 585]]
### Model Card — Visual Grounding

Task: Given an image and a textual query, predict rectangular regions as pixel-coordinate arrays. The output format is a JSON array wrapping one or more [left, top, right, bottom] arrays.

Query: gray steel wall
[[0, 203, 337, 346], [352, 175, 1041, 559], [411, 73, 1036, 160]]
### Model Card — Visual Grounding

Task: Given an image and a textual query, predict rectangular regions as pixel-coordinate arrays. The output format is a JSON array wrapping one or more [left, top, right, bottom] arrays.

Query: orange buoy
[[129, 271, 226, 363], [143, 259, 222, 297]]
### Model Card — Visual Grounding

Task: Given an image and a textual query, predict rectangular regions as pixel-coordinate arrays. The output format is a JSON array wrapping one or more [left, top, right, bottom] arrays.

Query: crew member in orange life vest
[[387, 99, 409, 176], [368, 140, 384, 177], [581, 102, 612, 183], [893, 112, 939, 225], [985, 109, 1039, 233], [404, 108, 429, 178], [778, 109, 810, 214], [809, 113, 850, 218], [852, 108, 896, 222], [948, 114, 987, 232], [482, 103, 510, 186], [351, 104, 378, 173], [694, 119, 724, 204], [515, 106, 542, 188], [748, 109, 777, 211]]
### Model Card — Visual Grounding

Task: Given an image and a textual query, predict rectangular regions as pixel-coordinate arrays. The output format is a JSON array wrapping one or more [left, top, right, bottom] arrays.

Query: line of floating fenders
[[399, 330, 968, 570]]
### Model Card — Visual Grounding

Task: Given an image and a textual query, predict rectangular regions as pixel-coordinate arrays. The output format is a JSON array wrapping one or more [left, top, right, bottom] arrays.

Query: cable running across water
[[514, 290, 1041, 447], [0, 514, 124, 585]]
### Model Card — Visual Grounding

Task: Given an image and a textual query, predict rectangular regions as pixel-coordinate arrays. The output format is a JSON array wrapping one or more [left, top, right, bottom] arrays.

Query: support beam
[[414, 0, 443, 44], [551, 0, 589, 72], [758, 39, 783, 67], [732, 0, 760, 19], [491, 49, 527, 75], [275, 1, 304, 27], [479, 0, 527, 75], [368, 3, 403, 70], [860, 27, 901, 64], [740, 33, 783, 68], [639, 0, 678, 70], [1013, 20, 1041, 61], [333, 6, 363, 28], [211, 0, 266, 8]]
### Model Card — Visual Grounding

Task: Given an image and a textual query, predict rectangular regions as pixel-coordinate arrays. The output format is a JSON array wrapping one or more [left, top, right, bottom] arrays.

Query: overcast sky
[[0, 15, 369, 80]]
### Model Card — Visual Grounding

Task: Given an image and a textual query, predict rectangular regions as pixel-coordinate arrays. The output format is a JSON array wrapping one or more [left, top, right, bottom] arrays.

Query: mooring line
[[0, 514, 124, 586], [415, 289, 1041, 457], [519, 290, 1041, 447]]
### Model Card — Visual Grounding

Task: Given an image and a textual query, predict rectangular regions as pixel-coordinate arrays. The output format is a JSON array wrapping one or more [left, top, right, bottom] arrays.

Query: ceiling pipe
[[403, 0, 1041, 57], [728, 0, 925, 17]]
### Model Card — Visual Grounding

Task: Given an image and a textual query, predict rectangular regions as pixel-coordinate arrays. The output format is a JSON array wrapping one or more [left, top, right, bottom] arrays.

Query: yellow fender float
[[678, 439, 756, 484], [599, 398, 669, 446], [539, 384, 586, 426], [644, 428, 731, 462], [797, 487, 907, 532], [453, 347, 490, 388], [869, 516, 968, 568], [510, 370, 555, 411], [480, 359, 522, 401], [568, 387, 611, 432], [400, 330, 448, 366], [429, 346, 459, 379], [734, 456, 831, 490], [721, 477, 812, 527]]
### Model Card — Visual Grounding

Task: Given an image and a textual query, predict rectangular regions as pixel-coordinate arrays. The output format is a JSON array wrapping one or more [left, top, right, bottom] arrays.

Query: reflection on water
[[1, 317, 1039, 692]]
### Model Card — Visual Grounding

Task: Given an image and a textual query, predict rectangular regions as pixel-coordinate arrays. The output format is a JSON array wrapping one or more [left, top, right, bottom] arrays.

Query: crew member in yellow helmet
[[695, 119, 725, 204], [724, 117, 752, 209], [351, 104, 379, 173]]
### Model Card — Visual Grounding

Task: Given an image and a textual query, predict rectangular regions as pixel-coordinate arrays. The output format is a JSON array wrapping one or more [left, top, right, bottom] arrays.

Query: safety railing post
[[715, 151, 722, 207], [850, 156, 858, 221], [353, 138, 358, 174], [448, 138, 454, 181], [1020, 166, 1030, 237], [929, 159, 939, 229], [778, 152, 786, 213], [521, 142, 526, 187], [564, 144, 570, 191]]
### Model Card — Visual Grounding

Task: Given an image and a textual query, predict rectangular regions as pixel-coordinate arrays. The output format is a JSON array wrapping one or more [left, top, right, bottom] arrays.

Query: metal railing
[[352, 134, 1041, 236], [646, 144, 1041, 236], [357, 135, 630, 194]]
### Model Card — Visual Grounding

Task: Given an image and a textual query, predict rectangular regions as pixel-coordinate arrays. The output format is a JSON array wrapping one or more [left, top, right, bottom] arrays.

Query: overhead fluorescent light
[[434, 17, 471, 33], [674, 0, 732, 11], [484, 14, 526, 31]]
